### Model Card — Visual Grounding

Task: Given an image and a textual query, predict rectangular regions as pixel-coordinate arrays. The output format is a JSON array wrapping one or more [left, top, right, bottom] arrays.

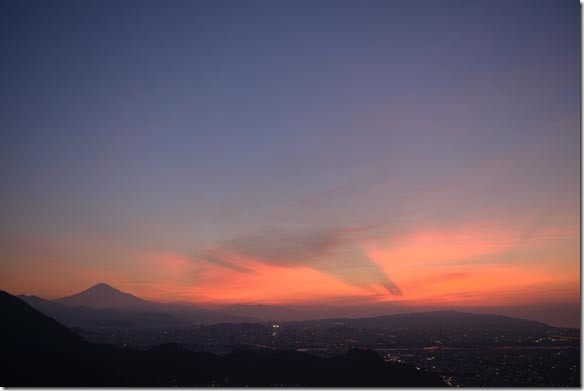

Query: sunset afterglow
[[0, 0, 579, 327]]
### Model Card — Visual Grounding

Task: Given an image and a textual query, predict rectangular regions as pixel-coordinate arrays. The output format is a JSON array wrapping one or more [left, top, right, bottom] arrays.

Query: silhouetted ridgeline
[[18, 283, 570, 335], [18, 294, 195, 329], [295, 310, 553, 334], [37, 282, 256, 324], [0, 290, 445, 387]]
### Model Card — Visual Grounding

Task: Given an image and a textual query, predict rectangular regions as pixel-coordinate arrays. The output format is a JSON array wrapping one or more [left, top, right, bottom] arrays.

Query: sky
[[0, 0, 580, 325]]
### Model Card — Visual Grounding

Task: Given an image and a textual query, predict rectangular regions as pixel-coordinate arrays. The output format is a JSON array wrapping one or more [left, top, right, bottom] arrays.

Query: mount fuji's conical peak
[[54, 283, 154, 310]]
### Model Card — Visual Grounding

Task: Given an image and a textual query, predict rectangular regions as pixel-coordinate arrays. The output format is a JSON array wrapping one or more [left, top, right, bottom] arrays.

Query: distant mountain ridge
[[55, 283, 156, 310], [1, 290, 446, 387], [22, 283, 563, 334], [295, 310, 553, 333], [27, 283, 256, 326], [18, 294, 195, 329]]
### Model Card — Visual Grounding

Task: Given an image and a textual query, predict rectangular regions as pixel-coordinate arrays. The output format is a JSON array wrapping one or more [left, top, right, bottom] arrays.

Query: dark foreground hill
[[0, 290, 445, 387]]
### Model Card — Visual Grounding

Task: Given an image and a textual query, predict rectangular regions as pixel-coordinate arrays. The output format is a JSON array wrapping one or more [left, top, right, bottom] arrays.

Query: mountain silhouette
[[297, 310, 553, 333], [0, 290, 127, 386], [55, 283, 155, 310], [0, 290, 82, 351], [0, 290, 446, 386], [19, 294, 194, 329], [51, 283, 256, 324], [27, 284, 559, 334]]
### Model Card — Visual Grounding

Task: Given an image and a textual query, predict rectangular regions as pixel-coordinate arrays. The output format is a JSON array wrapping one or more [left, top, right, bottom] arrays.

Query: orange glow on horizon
[[1, 220, 579, 311]]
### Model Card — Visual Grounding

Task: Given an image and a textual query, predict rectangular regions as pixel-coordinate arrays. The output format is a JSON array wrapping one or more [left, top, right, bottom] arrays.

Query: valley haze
[[18, 282, 580, 328]]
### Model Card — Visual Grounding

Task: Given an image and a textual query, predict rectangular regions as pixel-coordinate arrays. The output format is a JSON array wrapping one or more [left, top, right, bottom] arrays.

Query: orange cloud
[[180, 255, 375, 305], [2, 217, 578, 311], [363, 221, 579, 307]]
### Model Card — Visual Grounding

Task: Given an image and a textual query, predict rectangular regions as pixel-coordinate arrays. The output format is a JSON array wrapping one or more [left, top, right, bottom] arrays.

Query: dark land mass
[[1, 290, 445, 387], [293, 310, 552, 334], [43, 283, 257, 325], [11, 284, 580, 387], [18, 294, 194, 329], [20, 283, 562, 335]]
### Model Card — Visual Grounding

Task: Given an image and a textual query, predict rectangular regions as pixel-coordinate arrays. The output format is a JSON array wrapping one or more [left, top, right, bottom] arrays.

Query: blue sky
[[0, 0, 579, 319]]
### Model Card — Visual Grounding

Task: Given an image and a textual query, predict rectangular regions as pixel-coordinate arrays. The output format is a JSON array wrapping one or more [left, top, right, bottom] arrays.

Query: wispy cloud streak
[[202, 227, 401, 295]]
